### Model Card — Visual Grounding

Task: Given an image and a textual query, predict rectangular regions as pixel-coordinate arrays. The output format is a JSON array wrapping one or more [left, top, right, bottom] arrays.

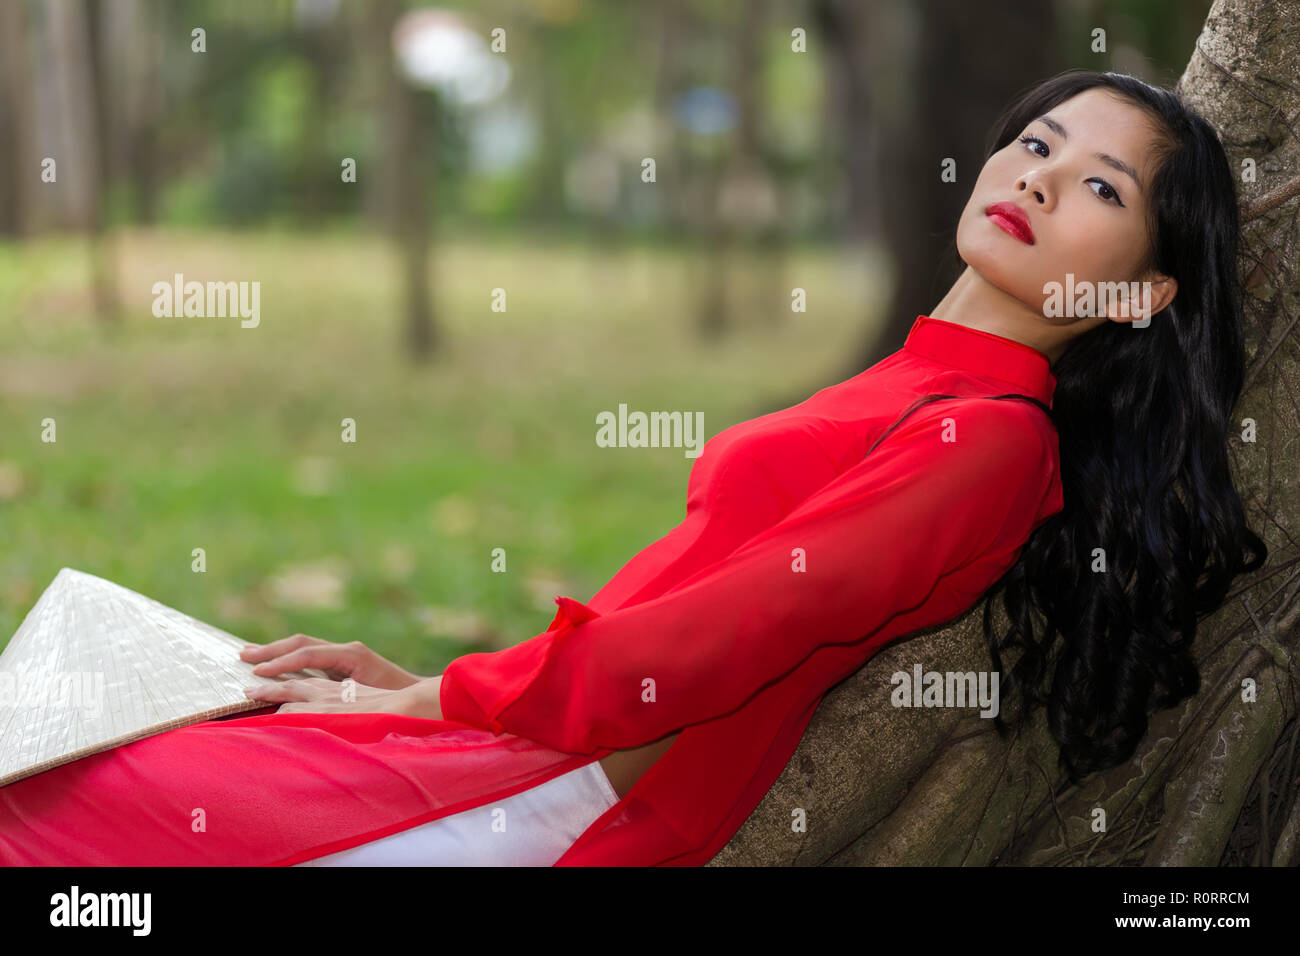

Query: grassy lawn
[[0, 227, 885, 677]]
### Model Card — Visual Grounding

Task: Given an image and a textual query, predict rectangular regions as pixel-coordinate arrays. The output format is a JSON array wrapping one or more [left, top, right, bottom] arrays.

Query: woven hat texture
[[0, 567, 325, 788]]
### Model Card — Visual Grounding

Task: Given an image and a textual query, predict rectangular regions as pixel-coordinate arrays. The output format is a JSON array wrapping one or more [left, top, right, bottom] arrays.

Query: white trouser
[[296, 759, 621, 867]]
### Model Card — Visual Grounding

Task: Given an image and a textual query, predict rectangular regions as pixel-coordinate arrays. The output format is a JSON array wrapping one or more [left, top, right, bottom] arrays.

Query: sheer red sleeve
[[439, 400, 1058, 753]]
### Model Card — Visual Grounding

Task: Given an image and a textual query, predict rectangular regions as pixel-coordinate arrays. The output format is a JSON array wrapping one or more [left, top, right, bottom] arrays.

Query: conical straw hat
[[0, 567, 327, 788]]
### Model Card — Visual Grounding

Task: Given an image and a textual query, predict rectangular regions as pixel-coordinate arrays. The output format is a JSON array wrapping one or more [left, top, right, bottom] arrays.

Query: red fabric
[[0, 314, 1063, 866]]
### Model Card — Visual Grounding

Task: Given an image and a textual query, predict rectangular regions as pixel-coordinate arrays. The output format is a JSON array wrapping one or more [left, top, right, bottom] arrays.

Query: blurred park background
[[0, 0, 1211, 674]]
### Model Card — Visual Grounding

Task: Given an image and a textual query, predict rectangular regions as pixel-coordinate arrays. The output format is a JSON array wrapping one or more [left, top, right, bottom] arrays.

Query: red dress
[[0, 314, 1062, 866]]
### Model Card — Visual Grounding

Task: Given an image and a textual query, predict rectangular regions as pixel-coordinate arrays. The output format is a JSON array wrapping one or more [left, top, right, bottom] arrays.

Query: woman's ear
[[1104, 273, 1177, 323], [1141, 274, 1178, 319]]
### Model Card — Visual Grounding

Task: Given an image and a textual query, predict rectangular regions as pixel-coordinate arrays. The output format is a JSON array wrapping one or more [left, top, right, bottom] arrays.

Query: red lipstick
[[985, 201, 1035, 244]]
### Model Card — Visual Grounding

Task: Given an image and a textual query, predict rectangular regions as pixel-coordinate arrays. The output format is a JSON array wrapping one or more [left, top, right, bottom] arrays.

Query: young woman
[[0, 69, 1266, 866]]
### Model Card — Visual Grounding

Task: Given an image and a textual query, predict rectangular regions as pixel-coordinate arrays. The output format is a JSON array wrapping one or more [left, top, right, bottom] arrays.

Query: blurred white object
[[0, 567, 325, 788], [393, 9, 509, 105]]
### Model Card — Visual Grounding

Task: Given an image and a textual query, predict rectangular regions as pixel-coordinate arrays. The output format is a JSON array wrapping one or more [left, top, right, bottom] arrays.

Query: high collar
[[904, 314, 1057, 406]]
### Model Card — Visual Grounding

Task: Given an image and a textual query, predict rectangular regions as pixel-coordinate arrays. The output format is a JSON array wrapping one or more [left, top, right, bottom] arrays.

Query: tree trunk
[[81, 0, 121, 327], [0, 0, 33, 237], [371, 0, 437, 362], [811, 0, 877, 247], [103, 0, 164, 226], [397, 87, 437, 361], [714, 0, 1300, 867], [45, 0, 120, 325]]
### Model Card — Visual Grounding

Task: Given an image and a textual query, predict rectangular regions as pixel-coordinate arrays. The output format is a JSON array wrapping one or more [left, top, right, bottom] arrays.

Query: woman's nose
[[1016, 174, 1051, 210]]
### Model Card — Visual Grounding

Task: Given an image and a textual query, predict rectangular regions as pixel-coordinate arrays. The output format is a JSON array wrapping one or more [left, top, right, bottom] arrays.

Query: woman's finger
[[243, 679, 311, 702], [302, 677, 342, 689], [248, 645, 351, 678], [238, 634, 322, 663], [247, 677, 355, 704]]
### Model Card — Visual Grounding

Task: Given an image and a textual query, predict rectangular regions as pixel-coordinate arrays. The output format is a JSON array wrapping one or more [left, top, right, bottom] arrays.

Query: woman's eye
[[1018, 134, 1126, 208], [1088, 178, 1125, 206], [1018, 135, 1048, 157]]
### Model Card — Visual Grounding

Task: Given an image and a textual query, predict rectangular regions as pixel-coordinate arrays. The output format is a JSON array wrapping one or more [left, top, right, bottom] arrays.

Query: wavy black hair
[[870, 70, 1268, 785]]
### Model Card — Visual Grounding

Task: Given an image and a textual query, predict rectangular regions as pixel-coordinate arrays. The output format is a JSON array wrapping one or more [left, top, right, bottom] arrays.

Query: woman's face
[[955, 87, 1177, 323]]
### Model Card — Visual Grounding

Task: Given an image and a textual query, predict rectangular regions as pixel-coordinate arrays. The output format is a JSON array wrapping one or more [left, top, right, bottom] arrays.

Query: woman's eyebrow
[[1031, 114, 1144, 195]]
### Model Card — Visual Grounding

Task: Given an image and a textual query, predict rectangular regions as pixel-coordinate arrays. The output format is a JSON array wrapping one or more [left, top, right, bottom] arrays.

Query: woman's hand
[[238, 634, 424, 690], [244, 675, 444, 719]]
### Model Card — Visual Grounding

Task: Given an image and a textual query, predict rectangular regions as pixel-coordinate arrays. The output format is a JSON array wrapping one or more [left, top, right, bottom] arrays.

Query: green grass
[[0, 227, 887, 677]]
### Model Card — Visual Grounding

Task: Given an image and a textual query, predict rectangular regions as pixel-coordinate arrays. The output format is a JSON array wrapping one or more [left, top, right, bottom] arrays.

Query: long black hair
[[870, 70, 1267, 785]]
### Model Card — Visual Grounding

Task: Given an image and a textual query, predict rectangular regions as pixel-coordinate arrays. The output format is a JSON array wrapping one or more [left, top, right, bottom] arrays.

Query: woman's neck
[[930, 268, 1073, 366]]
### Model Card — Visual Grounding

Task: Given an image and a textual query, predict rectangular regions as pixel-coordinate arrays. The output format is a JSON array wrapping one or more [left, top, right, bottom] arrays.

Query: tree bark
[[714, 0, 1300, 867]]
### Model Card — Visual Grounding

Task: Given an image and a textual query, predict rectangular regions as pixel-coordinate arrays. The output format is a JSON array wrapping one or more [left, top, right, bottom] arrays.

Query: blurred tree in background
[[0, 0, 1211, 355]]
